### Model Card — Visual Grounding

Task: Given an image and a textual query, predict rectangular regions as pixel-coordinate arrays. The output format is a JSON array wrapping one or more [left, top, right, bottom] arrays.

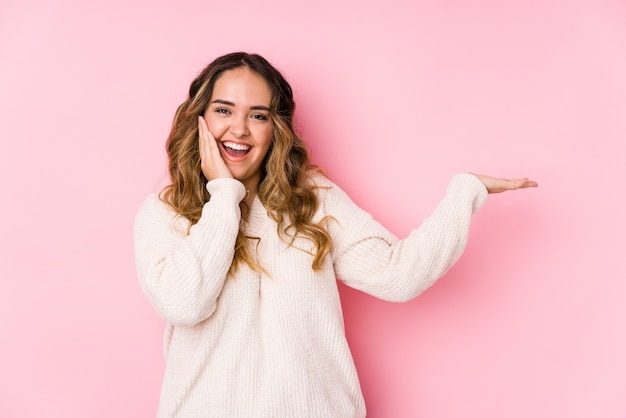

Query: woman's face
[[203, 67, 274, 191]]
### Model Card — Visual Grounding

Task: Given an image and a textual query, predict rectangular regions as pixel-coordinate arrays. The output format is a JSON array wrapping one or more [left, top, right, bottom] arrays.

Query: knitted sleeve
[[133, 178, 246, 326], [322, 173, 488, 302]]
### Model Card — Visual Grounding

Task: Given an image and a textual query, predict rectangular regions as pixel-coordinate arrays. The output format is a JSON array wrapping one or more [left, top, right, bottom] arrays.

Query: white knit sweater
[[134, 173, 487, 418]]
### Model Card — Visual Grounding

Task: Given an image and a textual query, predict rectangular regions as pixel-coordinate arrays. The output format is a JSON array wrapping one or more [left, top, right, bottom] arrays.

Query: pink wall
[[1, 0, 624, 416]]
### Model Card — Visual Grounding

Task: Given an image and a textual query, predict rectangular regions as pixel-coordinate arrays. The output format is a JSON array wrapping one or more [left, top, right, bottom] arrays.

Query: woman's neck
[[241, 176, 260, 207]]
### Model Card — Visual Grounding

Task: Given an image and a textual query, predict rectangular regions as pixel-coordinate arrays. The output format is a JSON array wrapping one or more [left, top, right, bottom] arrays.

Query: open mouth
[[222, 141, 251, 158]]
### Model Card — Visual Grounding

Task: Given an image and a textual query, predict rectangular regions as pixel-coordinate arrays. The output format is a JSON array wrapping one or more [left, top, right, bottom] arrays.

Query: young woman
[[134, 52, 537, 417]]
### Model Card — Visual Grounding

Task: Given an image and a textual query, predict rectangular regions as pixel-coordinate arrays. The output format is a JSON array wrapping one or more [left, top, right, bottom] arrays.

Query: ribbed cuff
[[205, 178, 247, 203], [448, 173, 489, 213]]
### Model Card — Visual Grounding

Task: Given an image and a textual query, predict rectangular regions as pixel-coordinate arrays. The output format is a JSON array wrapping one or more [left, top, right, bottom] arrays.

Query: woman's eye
[[251, 114, 268, 121], [215, 107, 229, 114]]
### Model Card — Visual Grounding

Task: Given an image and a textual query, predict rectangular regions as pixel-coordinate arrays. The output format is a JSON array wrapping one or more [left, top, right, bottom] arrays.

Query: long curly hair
[[160, 52, 332, 274]]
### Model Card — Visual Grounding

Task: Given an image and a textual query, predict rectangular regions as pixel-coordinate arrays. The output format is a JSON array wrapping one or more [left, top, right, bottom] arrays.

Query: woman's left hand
[[471, 174, 538, 194]]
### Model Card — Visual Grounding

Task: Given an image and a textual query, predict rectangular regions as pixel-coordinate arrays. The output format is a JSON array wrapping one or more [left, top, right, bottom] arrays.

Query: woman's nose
[[230, 115, 250, 138]]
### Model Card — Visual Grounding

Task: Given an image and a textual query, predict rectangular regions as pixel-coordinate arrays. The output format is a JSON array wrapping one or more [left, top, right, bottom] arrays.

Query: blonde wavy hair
[[160, 52, 332, 274]]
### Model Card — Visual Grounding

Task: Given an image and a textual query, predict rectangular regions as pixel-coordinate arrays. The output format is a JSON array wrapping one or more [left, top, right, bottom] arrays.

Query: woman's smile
[[221, 140, 252, 159]]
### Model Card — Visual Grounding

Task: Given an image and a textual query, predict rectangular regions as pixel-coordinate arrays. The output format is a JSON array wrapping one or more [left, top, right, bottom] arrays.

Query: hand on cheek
[[198, 116, 233, 181]]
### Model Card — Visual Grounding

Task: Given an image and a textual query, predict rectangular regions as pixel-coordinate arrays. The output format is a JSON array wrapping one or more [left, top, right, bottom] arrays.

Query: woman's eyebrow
[[211, 99, 235, 106], [211, 99, 270, 111]]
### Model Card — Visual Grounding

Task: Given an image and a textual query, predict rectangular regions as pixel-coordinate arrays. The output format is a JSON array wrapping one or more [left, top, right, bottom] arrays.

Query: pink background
[[1, 0, 625, 416]]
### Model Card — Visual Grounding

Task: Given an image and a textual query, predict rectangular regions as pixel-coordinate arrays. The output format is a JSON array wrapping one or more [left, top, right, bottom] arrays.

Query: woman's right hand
[[198, 116, 233, 181]]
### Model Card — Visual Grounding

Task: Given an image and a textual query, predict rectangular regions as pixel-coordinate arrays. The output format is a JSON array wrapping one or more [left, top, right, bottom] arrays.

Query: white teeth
[[223, 142, 250, 151]]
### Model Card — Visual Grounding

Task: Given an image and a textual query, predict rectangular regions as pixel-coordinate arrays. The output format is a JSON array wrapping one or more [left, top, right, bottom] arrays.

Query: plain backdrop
[[1, 0, 625, 417]]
